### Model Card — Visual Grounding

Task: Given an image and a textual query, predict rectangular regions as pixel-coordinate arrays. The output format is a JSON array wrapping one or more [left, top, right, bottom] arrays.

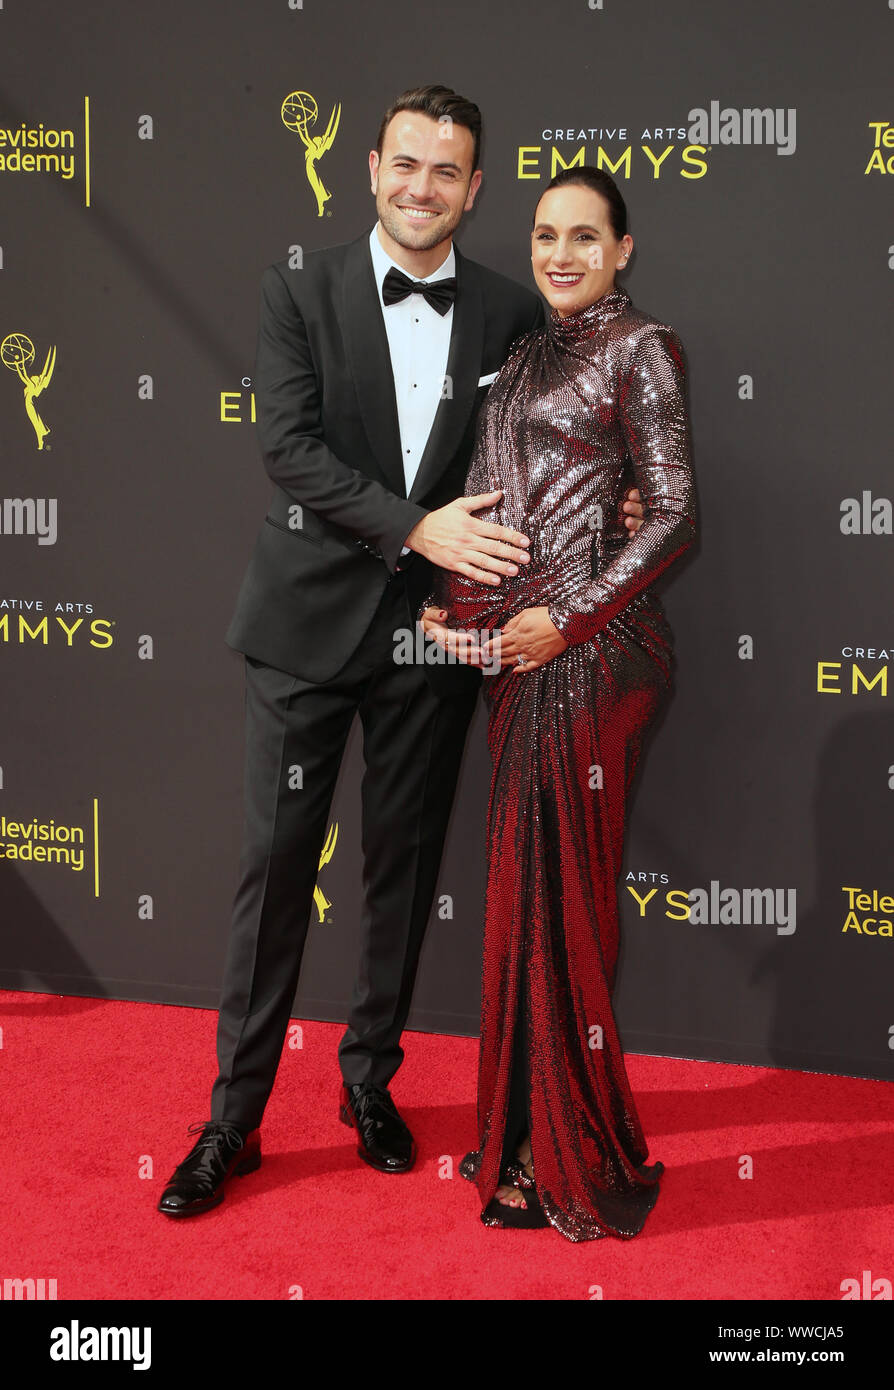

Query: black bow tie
[[382, 266, 457, 316]]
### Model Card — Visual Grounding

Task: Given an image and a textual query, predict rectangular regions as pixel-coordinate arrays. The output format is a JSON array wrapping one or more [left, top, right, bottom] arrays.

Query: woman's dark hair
[[376, 85, 482, 175], [534, 165, 628, 240]]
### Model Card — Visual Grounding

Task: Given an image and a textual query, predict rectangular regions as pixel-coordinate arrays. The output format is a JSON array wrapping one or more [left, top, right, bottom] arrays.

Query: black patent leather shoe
[[157, 1120, 261, 1217], [338, 1083, 416, 1173]]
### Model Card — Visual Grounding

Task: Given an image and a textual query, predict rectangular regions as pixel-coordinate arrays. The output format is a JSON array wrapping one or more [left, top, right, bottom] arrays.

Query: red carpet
[[2, 988, 891, 1300]]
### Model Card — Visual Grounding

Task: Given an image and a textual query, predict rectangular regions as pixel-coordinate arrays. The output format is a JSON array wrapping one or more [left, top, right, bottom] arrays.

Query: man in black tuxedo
[[158, 85, 642, 1216]]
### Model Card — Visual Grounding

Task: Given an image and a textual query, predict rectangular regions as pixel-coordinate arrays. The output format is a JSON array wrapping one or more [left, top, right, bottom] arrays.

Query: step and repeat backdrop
[[1, 1, 891, 1081]]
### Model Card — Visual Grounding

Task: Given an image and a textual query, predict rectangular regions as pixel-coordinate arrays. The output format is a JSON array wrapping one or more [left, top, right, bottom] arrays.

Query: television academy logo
[[0, 99, 92, 205], [841, 887, 893, 939], [865, 122, 894, 174], [0, 803, 100, 893]]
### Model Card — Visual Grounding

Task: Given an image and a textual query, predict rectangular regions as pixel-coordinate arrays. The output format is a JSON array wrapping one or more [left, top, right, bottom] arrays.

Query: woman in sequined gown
[[419, 168, 696, 1241]]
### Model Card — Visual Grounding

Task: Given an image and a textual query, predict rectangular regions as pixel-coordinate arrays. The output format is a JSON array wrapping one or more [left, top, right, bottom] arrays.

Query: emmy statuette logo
[[281, 89, 341, 217], [312, 822, 338, 923], [2, 332, 56, 450]]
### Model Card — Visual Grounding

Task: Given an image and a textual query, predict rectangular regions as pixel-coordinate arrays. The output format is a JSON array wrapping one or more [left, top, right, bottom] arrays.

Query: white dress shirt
[[368, 223, 455, 555]]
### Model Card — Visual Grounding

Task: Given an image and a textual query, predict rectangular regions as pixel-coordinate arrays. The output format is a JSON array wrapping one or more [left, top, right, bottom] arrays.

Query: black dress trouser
[[210, 569, 480, 1133]]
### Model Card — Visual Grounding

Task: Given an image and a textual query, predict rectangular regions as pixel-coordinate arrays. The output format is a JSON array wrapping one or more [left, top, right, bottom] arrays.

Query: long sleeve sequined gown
[[422, 284, 696, 1241]]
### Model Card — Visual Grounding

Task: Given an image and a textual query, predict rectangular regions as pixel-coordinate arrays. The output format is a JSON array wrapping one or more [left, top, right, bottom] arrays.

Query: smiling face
[[369, 110, 482, 275], [531, 183, 633, 317]]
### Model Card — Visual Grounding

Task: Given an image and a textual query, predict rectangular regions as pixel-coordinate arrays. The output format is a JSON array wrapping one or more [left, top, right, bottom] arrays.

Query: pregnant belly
[[435, 542, 592, 634], [432, 567, 508, 634]]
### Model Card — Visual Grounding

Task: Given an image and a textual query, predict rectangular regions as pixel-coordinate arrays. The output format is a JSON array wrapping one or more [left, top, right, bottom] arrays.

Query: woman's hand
[[481, 606, 568, 674]]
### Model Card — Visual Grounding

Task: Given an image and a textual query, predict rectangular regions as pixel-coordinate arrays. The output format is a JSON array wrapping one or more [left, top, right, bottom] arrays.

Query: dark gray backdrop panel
[[1, 1, 891, 1080]]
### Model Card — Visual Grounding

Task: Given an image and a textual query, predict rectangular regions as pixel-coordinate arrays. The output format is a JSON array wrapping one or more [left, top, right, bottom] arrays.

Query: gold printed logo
[[281, 90, 341, 217], [865, 122, 894, 175], [312, 821, 338, 922], [2, 332, 56, 449]]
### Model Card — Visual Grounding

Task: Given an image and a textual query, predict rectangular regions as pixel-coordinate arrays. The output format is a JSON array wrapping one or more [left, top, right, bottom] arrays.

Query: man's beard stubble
[[376, 193, 464, 254]]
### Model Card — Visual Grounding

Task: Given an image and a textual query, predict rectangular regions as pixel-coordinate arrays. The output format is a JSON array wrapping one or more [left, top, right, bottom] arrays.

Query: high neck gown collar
[[547, 283, 631, 342]]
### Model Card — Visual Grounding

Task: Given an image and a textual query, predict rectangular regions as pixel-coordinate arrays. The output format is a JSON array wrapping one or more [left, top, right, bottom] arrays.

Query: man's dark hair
[[376, 84, 482, 175]]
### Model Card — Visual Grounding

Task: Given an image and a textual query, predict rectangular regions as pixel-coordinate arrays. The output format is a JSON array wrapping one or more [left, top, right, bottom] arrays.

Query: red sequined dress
[[421, 283, 696, 1240]]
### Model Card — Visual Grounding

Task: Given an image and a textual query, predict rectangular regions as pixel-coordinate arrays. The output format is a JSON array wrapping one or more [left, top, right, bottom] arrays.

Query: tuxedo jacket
[[225, 230, 545, 696]]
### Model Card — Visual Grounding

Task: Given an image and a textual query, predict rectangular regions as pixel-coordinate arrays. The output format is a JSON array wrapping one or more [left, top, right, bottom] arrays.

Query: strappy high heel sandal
[[483, 1155, 549, 1229]]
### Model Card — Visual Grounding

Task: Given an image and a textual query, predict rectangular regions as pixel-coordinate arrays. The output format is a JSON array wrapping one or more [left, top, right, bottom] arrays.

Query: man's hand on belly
[[405, 491, 532, 585]]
